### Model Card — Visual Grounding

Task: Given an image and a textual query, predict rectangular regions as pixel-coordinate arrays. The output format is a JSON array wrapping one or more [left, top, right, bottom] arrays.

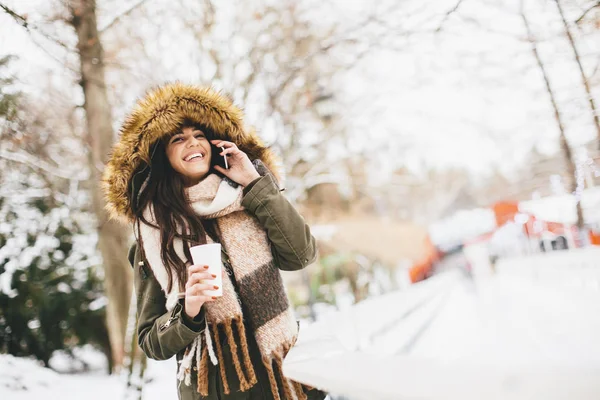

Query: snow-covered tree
[[0, 56, 109, 369]]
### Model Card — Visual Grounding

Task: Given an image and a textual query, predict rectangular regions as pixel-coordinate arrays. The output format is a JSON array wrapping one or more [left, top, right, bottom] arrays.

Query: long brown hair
[[129, 122, 221, 292]]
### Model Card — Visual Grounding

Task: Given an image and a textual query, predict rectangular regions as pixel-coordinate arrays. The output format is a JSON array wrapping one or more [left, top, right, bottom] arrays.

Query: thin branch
[[0, 149, 88, 181], [575, 0, 600, 24], [0, 3, 76, 72], [436, 0, 465, 32], [591, 53, 600, 79], [0, 2, 28, 26], [98, 0, 151, 34], [0, 2, 72, 50], [520, 0, 583, 227], [555, 0, 600, 146]]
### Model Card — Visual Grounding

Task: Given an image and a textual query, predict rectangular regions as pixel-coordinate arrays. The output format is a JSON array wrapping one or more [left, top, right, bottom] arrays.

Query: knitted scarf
[[137, 173, 308, 400]]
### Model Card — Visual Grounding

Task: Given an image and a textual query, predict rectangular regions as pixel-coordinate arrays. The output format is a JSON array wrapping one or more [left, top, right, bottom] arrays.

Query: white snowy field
[[0, 349, 178, 400], [3, 265, 600, 400], [284, 270, 600, 400]]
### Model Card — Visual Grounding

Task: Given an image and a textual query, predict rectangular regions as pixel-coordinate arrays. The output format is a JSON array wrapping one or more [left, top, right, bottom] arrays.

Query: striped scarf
[[137, 174, 307, 399]]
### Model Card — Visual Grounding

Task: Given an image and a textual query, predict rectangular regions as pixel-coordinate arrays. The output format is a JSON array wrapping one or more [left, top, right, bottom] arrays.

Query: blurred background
[[1, 0, 600, 399]]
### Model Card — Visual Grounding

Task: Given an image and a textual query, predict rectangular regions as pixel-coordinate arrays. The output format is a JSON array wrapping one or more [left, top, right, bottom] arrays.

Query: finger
[[185, 288, 212, 299], [219, 147, 241, 156], [185, 271, 215, 289], [186, 272, 217, 288], [187, 282, 219, 296], [188, 264, 210, 274], [214, 140, 237, 149], [213, 164, 226, 173], [211, 139, 226, 147], [184, 294, 216, 303], [186, 269, 210, 289], [187, 271, 216, 283], [187, 283, 217, 295]]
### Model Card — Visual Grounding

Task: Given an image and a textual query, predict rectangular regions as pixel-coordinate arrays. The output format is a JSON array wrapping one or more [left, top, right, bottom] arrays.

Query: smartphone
[[210, 144, 229, 170]]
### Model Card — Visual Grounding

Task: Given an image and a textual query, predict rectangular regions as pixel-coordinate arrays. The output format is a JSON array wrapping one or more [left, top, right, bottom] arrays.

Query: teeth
[[185, 153, 203, 161]]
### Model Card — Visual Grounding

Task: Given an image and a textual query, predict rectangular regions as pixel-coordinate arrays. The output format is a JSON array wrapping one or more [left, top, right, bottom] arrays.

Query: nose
[[186, 136, 200, 148]]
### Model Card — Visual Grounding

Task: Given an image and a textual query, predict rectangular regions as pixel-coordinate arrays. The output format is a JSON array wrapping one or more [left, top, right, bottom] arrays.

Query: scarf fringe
[[235, 316, 257, 386], [211, 322, 231, 395], [224, 317, 253, 391], [177, 337, 199, 385], [205, 322, 218, 365], [191, 318, 310, 400], [293, 381, 308, 400], [262, 343, 308, 400], [197, 345, 210, 396]]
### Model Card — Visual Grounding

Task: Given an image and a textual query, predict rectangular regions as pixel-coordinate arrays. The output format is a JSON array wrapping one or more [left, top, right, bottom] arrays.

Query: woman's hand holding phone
[[210, 140, 260, 187]]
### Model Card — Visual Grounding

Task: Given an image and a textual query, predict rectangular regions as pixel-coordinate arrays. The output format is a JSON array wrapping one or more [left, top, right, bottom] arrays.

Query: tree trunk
[[69, 0, 132, 371], [520, 0, 584, 228], [554, 0, 600, 149]]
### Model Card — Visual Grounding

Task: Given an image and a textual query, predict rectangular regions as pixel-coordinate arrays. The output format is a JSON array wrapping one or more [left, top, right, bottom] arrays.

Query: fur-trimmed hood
[[102, 83, 280, 223]]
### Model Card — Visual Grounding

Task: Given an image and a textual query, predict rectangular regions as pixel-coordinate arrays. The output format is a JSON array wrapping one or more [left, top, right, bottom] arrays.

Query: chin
[[184, 169, 210, 183]]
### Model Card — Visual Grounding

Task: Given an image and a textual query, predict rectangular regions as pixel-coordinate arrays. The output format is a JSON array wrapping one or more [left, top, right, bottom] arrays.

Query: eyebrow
[[171, 129, 205, 138]]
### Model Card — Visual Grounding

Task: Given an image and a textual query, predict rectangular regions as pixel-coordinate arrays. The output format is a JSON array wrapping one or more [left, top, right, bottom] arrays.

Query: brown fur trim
[[224, 318, 250, 391], [235, 316, 258, 386], [197, 345, 210, 396], [211, 324, 230, 395]]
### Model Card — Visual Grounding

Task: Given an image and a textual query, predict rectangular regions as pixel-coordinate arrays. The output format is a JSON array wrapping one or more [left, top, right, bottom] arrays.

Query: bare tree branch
[[0, 1, 78, 74], [0, 2, 72, 50], [575, 0, 600, 24], [0, 2, 28, 27], [520, 0, 584, 227], [436, 0, 466, 32], [0, 149, 87, 181], [554, 0, 600, 148], [98, 0, 151, 34]]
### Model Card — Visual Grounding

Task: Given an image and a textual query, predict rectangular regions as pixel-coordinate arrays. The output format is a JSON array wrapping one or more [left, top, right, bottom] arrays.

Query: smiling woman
[[165, 123, 213, 187], [102, 83, 325, 400]]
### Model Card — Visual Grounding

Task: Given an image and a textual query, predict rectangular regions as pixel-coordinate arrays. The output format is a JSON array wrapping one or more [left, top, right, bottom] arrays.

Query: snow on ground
[[406, 275, 600, 368], [4, 255, 600, 400], [284, 268, 600, 399], [0, 350, 178, 400]]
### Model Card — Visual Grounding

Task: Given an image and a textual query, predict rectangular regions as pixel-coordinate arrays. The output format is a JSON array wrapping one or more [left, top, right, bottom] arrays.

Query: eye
[[171, 137, 183, 143], [195, 133, 206, 139]]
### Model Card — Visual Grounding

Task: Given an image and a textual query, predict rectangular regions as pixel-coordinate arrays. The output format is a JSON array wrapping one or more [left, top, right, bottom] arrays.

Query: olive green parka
[[129, 173, 326, 400], [103, 83, 326, 400]]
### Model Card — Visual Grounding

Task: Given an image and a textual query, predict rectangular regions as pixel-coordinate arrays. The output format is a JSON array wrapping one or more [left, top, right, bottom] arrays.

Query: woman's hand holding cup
[[184, 264, 219, 319]]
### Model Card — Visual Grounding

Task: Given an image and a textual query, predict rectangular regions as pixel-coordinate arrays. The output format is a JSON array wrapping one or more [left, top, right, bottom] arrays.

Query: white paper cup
[[189, 243, 223, 297]]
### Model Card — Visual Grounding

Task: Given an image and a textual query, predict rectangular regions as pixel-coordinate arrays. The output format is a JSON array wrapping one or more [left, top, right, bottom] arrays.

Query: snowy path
[[284, 271, 600, 399], [4, 264, 600, 400]]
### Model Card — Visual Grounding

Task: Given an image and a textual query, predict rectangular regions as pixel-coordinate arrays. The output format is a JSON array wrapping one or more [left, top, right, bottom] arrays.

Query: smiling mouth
[[183, 152, 204, 162]]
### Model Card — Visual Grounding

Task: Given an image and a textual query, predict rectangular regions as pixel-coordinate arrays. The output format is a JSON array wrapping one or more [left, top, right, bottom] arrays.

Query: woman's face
[[166, 126, 213, 186]]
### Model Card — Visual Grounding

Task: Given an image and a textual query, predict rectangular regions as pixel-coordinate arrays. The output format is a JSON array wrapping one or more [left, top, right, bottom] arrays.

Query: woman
[[103, 83, 326, 400]]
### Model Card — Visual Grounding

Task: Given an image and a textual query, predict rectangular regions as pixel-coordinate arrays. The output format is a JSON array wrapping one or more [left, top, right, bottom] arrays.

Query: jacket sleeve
[[131, 244, 206, 361], [241, 174, 318, 271]]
